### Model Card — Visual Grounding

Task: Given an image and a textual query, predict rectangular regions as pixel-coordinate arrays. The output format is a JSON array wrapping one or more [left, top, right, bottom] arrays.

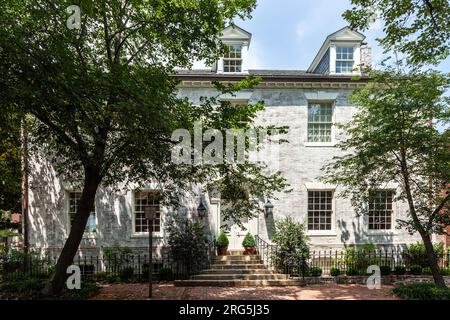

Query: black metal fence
[[255, 236, 450, 276], [0, 243, 216, 282]]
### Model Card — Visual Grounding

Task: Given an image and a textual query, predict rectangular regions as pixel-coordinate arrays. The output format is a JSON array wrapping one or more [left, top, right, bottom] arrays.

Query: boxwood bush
[[309, 267, 322, 277], [410, 265, 423, 275], [380, 265, 391, 276], [346, 267, 360, 276], [394, 266, 406, 275], [392, 283, 450, 300], [330, 267, 340, 277]]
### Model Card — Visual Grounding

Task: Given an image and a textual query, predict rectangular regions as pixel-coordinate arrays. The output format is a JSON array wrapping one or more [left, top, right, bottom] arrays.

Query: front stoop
[[174, 253, 295, 287]]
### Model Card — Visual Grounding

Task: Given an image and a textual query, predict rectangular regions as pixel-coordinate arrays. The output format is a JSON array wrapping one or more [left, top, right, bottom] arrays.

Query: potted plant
[[242, 232, 256, 255], [215, 230, 229, 256]]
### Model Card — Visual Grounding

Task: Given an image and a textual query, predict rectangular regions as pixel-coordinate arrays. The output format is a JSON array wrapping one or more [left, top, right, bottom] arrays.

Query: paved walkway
[[91, 283, 397, 300]]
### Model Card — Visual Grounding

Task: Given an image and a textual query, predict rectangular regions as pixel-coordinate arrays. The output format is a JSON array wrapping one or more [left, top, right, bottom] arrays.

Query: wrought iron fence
[[0, 241, 216, 282], [254, 236, 450, 276]]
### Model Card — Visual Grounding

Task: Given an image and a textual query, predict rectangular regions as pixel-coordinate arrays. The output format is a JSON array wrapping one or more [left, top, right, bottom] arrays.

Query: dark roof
[[175, 69, 369, 82]]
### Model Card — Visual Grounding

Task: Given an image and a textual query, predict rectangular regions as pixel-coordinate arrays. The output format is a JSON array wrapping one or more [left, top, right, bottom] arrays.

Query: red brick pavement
[[91, 283, 397, 300]]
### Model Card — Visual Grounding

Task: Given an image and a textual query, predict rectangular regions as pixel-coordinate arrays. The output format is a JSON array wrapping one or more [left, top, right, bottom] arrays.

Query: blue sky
[[228, 0, 450, 73]]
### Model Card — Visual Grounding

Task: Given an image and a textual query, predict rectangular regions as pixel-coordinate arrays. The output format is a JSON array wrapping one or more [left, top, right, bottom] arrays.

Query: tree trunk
[[42, 167, 101, 296], [400, 152, 447, 288], [420, 231, 446, 288]]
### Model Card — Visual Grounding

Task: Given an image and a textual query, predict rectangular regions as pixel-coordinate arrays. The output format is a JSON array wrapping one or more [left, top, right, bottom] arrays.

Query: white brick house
[[26, 25, 421, 256]]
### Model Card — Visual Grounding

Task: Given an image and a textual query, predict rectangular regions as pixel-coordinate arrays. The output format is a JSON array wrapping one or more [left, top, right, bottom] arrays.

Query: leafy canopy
[[0, 0, 289, 225], [343, 0, 450, 65], [320, 68, 450, 236]]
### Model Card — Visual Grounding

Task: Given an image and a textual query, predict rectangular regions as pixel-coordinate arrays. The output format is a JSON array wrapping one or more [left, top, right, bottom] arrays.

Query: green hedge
[[392, 283, 450, 300]]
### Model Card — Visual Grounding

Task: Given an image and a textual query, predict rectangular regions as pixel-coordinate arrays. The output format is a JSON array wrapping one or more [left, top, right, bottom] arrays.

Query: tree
[[343, 0, 450, 65], [0, 110, 22, 213], [320, 68, 450, 287], [0, 0, 289, 295]]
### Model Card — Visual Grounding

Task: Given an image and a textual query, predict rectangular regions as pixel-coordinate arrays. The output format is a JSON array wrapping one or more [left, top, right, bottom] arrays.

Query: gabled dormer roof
[[220, 24, 252, 45], [307, 26, 365, 73]]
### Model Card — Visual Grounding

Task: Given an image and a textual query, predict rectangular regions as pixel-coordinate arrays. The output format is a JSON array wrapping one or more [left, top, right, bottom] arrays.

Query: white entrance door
[[228, 221, 250, 250]]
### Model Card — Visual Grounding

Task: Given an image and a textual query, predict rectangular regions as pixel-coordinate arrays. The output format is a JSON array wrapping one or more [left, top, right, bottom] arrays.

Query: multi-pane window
[[308, 191, 333, 231], [134, 191, 161, 233], [368, 191, 393, 230], [69, 192, 97, 233], [223, 44, 242, 72], [307, 103, 333, 142], [336, 47, 354, 74]]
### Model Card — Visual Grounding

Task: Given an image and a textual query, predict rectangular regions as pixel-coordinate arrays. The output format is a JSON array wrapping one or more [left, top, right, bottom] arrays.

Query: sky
[[211, 0, 450, 73]]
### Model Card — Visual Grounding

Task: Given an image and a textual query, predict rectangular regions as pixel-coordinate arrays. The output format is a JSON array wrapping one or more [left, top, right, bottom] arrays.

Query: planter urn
[[217, 246, 228, 256]]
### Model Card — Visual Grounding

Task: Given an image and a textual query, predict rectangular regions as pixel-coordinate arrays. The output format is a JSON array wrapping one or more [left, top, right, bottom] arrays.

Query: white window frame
[[366, 190, 395, 233], [335, 46, 355, 74], [306, 189, 336, 236], [131, 190, 163, 238], [223, 44, 243, 73], [66, 190, 97, 238], [304, 101, 336, 147]]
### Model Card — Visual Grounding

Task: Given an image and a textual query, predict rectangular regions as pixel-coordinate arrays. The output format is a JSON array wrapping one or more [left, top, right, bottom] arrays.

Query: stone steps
[[202, 269, 273, 274], [174, 253, 295, 287], [191, 274, 289, 280], [213, 255, 261, 262], [174, 279, 302, 287], [209, 264, 267, 269]]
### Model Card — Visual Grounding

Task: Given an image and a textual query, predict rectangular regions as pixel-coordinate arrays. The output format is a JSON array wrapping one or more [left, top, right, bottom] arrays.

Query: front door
[[227, 220, 250, 250]]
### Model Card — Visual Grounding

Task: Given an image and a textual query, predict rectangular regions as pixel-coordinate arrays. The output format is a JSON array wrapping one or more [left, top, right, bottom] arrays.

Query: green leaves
[[321, 68, 450, 235], [343, 0, 450, 65]]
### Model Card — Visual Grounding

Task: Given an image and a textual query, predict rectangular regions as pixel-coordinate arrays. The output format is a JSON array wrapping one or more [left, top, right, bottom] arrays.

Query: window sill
[[366, 230, 396, 236], [307, 231, 337, 237], [304, 142, 336, 147], [131, 233, 163, 239], [82, 232, 97, 239]]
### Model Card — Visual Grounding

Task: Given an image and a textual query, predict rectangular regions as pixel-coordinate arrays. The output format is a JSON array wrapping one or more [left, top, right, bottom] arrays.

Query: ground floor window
[[368, 190, 393, 230], [68, 191, 97, 233], [134, 191, 161, 233], [308, 191, 333, 230]]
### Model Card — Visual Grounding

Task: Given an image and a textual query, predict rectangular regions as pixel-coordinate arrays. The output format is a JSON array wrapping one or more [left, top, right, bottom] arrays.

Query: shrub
[[394, 266, 407, 275], [402, 242, 444, 268], [342, 243, 378, 274], [392, 283, 450, 300], [422, 267, 432, 275], [271, 216, 310, 275], [346, 267, 360, 276], [439, 268, 450, 276], [94, 272, 108, 282], [330, 267, 341, 277], [0, 278, 45, 293], [103, 245, 134, 273], [309, 267, 322, 277], [242, 233, 256, 248], [158, 268, 174, 281], [166, 213, 209, 274], [120, 267, 134, 281], [410, 265, 423, 275], [380, 265, 391, 276], [215, 230, 229, 247]]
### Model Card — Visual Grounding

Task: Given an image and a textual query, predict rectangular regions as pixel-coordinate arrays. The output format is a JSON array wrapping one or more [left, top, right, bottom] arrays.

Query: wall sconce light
[[264, 200, 274, 217], [197, 199, 207, 219]]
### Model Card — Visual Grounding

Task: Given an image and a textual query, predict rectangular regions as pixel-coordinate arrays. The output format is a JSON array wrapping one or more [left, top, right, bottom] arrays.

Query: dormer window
[[223, 44, 242, 72], [335, 46, 354, 74]]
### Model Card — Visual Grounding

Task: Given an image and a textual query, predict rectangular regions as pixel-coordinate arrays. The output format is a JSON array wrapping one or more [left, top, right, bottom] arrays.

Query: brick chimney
[[360, 43, 372, 73]]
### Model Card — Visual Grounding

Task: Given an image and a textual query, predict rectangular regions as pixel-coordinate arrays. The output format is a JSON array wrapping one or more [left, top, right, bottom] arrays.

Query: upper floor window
[[336, 47, 354, 74], [307, 103, 333, 142], [308, 191, 333, 231], [223, 44, 242, 72], [69, 191, 97, 233], [134, 191, 161, 233], [368, 190, 393, 230]]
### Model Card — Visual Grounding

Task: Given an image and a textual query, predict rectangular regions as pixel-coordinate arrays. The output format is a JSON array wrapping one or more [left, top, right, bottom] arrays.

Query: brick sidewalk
[[91, 283, 397, 300]]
